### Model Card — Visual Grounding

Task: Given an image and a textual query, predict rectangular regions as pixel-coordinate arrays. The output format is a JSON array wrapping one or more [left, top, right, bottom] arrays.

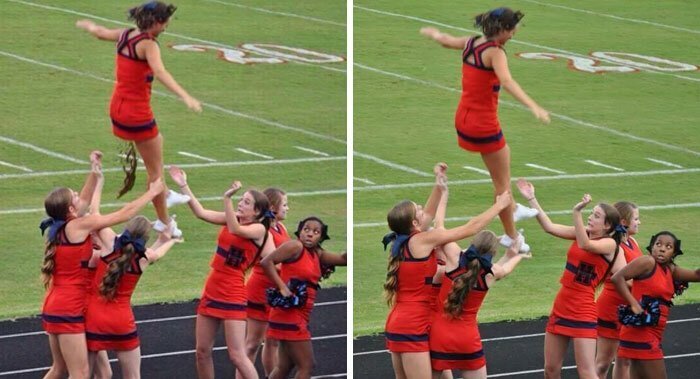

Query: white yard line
[[177, 151, 217, 162], [354, 5, 700, 83], [0, 160, 32, 172], [117, 153, 145, 165], [584, 159, 625, 172], [525, 163, 566, 175], [355, 62, 700, 158], [354, 151, 432, 177], [463, 165, 491, 175], [235, 148, 274, 160], [294, 146, 330, 157], [354, 177, 375, 185], [204, 0, 346, 27], [646, 157, 683, 168], [0, 135, 87, 165], [520, 0, 700, 35]]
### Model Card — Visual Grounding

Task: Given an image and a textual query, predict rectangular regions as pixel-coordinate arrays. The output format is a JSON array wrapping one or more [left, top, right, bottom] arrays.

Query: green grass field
[[354, 0, 700, 335], [0, 0, 346, 319]]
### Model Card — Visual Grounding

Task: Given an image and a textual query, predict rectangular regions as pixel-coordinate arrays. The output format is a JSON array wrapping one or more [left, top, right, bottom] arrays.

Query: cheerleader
[[261, 216, 347, 379]]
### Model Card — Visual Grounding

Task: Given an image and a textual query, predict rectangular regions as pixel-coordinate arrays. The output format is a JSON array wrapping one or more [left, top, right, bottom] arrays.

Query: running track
[[354, 303, 699, 378], [0, 287, 347, 378]]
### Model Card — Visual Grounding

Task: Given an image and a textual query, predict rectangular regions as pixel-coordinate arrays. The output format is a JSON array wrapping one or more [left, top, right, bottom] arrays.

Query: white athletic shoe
[[499, 231, 531, 255], [166, 190, 191, 208], [153, 215, 183, 238], [513, 203, 539, 222]]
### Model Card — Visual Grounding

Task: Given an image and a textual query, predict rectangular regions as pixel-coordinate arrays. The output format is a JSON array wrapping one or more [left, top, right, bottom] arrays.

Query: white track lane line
[[177, 151, 217, 162], [204, 0, 346, 27], [525, 163, 566, 175], [0, 136, 86, 165], [646, 157, 683, 168], [585, 159, 625, 172], [235, 148, 274, 160], [0, 160, 32, 172]]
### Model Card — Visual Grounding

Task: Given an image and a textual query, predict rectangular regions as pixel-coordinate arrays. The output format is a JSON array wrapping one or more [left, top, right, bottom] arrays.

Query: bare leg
[[262, 337, 279, 376], [242, 318, 267, 375], [195, 315, 220, 379], [43, 334, 67, 379], [269, 341, 294, 379], [56, 333, 89, 379], [223, 319, 258, 379], [461, 366, 486, 379], [544, 332, 569, 379], [390, 352, 407, 379], [481, 146, 517, 238], [115, 347, 141, 379], [612, 356, 631, 379], [632, 359, 667, 379], [400, 352, 432, 379], [284, 340, 315, 379], [573, 337, 598, 379], [595, 336, 619, 379], [134, 134, 168, 224], [93, 350, 113, 379]]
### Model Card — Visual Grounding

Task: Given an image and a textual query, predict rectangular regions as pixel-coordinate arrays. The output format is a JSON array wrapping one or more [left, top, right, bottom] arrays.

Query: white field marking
[[354, 151, 432, 177], [294, 145, 330, 157], [0, 187, 347, 215], [354, 177, 375, 185], [310, 374, 347, 379], [0, 334, 346, 376], [0, 135, 87, 164], [177, 151, 217, 162], [117, 153, 145, 165], [0, 160, 32, 172], [646, 157, 683, 168], [355, 63, 700, 158], [0, 50, 346, 145], [0, 300, 346, 340], [584, 159, 625, 172], [353, 167, 700, 193], [204, 0, 346, 27], [235, 148, 274, 160], [7, 0, 345, 74], [525, 163, 566, 175], [520, 0, 700, 35], [463, 165, 490, 175], [355, 202, 700, 228], [354, 5, 700, 83]]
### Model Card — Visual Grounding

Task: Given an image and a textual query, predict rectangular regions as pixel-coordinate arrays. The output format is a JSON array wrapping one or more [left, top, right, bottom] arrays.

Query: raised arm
[[169, 166, 226, 224], [486, 237, 527, 287], [433, 168, 449, 230], [672, 265, 700, 282], [422, 163, 448, 225], [223, 182, 266, 241], [75, 20, 124, 41], [420, 27, 469, 50], [76, 151, 103, 215], [612, 255, 656, 314], [319, 250, 347, 266], [261, 240, 304, 297], [572, 194, 617, 255], [142, 235, 182, 269], [490, 49, 550, 123], [517, 179, 576, 239]]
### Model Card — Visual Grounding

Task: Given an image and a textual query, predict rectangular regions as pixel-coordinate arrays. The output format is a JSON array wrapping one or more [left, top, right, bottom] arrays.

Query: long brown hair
[[474, 7, 524, 38], [41, 188, 73, 288], [444, 231, 498, 317], [99, 216, 152, 300], [128, 1, 177, 31], [597, 203, 625, 286], [384, 201, 416, 307], [263, 187, 287, 220]]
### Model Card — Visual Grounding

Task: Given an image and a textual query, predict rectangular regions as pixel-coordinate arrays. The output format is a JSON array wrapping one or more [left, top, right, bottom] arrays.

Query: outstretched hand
[[90, 150, 103, 176], [168, 165, 187, 187], [420, 27, 441, 39], [573, 194, 592, 211], [75, 19, 96, 32], [495, 191, 512, 211], [532, 106, 551, 124], [184, 95, 202, 113], [224, 181, 242, 198], [517, 178, 535, 200], [148, 178, 166, 195]]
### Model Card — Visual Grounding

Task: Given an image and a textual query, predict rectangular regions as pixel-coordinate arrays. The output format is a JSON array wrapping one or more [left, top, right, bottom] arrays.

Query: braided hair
[[383, 200, 416, 307], [40, 188, 73, 288]]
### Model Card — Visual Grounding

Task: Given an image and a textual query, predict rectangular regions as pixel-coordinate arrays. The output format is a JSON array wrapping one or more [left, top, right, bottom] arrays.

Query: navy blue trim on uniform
[[215, 245, 229, 259], [597, 318, 618, 330], [456, 129, 503, 144], [80, 260, 89, 268], [554, 317, 597, 329], [204, 299, 246, 311], [565, 262, 578, 275], [247, 301, 266, 311], [430, 349, 484, 360], [620, 340, 652, 350], [86, 330, 138, 341], [385, 332, 429, 342], [269, 321, 300, 331], [424, 277, 433, 285], [42, 314, 85, 323], [111, 118, 157, 132]]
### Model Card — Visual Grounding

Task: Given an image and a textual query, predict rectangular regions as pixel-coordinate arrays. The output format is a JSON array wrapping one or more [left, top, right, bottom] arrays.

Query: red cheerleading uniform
[[266, 245, 321, 341], [430, 267, 490, 371], [596, 237, 644, 339], [455, 36, 505, 154], [198, 226, 263, 320], [384, 233, 438, 352], [617, 262, 674, 360], [546, 241, 612, 339], [85, 251, 144, 351], [41, 222, 93, 334], [246, 222, 291, 321], [110, 28, 159, 142]]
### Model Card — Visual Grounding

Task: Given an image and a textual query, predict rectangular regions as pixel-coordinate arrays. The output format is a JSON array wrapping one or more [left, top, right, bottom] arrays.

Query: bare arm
[[76, 151, 103, 215], [517, 179, 576, 239], [672, 265, 700, 282], [486, 237, 527, 287], [422, 163, 448, 225], [223, 181, 266, 241], [169, 166, 226, 224], [140, 41, 202, 112], [76, 20, 124, 41], [420, 27, 469, 50], [572, 194, 617, 255], [142, 237, 182, 269], [612, 255, 656, 314], [319, 250, 347, 266], [433, 168, 448, 229], [490, 49, 550, 123], [261, 240, 304, 297]]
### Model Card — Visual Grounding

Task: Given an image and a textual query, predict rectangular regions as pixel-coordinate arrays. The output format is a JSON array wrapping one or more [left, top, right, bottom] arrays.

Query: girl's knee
[[196, 346, 213, 361], [227, 349, 251, 366], [543, 363, 561, 378]]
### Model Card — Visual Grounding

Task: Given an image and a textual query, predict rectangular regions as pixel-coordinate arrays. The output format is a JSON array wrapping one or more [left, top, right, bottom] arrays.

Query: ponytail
[[99, 247, 134, 300], [117, 142, 138, 199], [382, 232, 409, 307], [41, 240, 60, 289], [443, 242, 494, 317]]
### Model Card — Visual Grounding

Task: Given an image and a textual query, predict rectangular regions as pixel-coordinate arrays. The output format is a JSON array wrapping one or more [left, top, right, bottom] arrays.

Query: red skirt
[[246, 269, 275, 321], [110, 95, 159, 141], [454, 107, 505, 154], [429, 314, 485, 370], [85, 297, 139, 351], [41, 285, 87, 334], [197, 269, 248, 320], [596, 287, 625, 339], [385, 301, 433, 352], [546, 286, 598, 339], [266, 305, 314, 341]]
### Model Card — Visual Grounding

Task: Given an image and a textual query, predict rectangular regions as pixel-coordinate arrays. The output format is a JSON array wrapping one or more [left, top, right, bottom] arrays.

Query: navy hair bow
[[490, 7, 506, 18], [114, 230, 147, 258], [614, 224, 628, 234], [263, 210, 276, 219], [143, 1, 158, 11], [459, 245, 494, 275], [39, 217, 67, 242], [382, 232, 409, 258]]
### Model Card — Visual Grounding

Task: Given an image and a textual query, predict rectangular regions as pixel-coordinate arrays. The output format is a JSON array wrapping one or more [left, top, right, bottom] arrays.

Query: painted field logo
[[516, 52, 698, 73], [171, 44, 345, 65]]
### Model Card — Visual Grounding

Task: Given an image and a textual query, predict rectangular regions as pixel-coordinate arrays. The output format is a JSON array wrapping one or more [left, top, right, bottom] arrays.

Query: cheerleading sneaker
[[153, 215, 183, 238], [499, 231, 531, 255], [166, 189, 191, 208], [513, 203, 539, 222]]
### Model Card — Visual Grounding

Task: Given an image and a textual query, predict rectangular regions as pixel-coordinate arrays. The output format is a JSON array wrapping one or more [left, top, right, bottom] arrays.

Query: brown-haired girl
[[85, 216, 181, 378], [244, 188, 290, 377], [383, 163, 511, 379], [516, 179, 626, 379], [420, 7, 550, 254], [40, 152, 165, 379], [168, 166, 274, 379], [612, 231, 700, 379], [595, 201, 643, 379], [260, 216, 346, 379], [76, 1, 201, 238]]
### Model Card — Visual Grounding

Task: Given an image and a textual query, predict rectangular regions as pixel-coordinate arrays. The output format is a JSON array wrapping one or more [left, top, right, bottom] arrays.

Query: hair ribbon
[[382, 232, 409, 258], [39, 217, 67, 243], [114, 230, 147, 258], [459, 245, 494, 275]]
